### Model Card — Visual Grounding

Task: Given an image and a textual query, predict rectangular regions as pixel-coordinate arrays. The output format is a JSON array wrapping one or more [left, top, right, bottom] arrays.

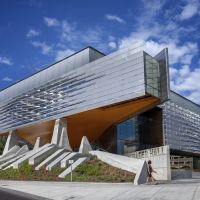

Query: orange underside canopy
[[7, 95, 160, 148]]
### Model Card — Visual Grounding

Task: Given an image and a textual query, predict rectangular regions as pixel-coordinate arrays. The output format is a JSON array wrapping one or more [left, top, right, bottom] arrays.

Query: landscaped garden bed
[[0, 156, 135, 182]]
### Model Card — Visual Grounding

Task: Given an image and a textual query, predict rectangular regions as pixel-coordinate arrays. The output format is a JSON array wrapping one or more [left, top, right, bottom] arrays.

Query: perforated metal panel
[[0, 44, 152, 133], [161, 91, 200, 153]]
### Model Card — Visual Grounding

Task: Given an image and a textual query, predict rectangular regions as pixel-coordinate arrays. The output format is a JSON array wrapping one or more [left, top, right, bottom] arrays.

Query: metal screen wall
[[0, 43, 146, 133], [161, 91, 200, 153]]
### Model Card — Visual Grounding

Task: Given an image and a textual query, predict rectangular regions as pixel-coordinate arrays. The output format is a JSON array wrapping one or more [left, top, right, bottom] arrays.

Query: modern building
[[100, 90, 200, 158], [0, 43, 200, 162]]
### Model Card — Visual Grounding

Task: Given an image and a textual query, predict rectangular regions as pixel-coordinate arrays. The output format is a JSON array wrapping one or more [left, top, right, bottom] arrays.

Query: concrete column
[[51, 118, 66, 145], [33, 137, 42, 150], [166, 145, 171, 180], [58, 127, 72, 151], [3, 130, 18, 156], [79, 136, 92, 154], [16, 145, 29, 156]]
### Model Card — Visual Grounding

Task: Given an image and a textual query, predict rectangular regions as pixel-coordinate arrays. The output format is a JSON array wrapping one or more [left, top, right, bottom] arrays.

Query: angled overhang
[[0, 43, 170, 146], [154, 48, 170, 102]]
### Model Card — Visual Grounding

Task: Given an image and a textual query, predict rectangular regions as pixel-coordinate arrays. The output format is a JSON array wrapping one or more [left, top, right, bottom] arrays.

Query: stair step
[[60, 152, 77, 168], [29, 145, 57, 165], [46, 152, 70, 171], [0, 154, 26, 169], [11, 143, 51, 169], [35, 149, 65, 170]]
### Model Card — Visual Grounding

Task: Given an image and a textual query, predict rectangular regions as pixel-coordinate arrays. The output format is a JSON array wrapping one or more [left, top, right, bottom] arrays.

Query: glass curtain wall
[[144, 53, 161, 98], [117, 118, 139, 154]]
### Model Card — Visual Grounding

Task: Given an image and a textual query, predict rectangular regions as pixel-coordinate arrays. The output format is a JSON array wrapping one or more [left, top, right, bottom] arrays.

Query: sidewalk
[[0, 177, 200, 200]]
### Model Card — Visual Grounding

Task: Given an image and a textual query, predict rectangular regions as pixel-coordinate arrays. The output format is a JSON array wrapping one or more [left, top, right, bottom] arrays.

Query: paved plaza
[[0, 173, 200, 200]]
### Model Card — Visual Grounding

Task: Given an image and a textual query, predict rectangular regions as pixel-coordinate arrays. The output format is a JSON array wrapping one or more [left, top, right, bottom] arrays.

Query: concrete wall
[[126, 145, 171, 180], [90, 150, 147, 185], [171, 170, 192, 179]]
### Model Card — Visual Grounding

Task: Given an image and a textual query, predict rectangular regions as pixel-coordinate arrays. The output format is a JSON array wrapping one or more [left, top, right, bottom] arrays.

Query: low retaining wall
[[126, 145, 171, 180], [171, 170, 192, 179], [90, 150, 147, 185]]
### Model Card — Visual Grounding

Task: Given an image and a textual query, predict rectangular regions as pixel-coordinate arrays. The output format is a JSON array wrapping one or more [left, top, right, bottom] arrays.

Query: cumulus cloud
[[118, 37, 198, 65], [146, 41, 197, 65], [26, 28, 40, 38], [44, 17, 60, 27], [82, 28, 104, 44], [108, 41, 117, 49], [2, 76, 13, 82], [55, 49, 75, 61], [179, 1, 199, 20], [31, 41, 52, 55], [0, 56, 13, 66], [43, 16, 108, 51], [32, 17, 108, 62], [57, 19, 108, 51], [116, 0, 200, 104], [105, 14, 126, 24], [170, 65, 200, 104]]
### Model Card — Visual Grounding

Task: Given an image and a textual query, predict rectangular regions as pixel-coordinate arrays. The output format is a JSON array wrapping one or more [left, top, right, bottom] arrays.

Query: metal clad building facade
[[161, 91, 200, 153], [1, 43, 163, 134], [0, 43, 200, 156]]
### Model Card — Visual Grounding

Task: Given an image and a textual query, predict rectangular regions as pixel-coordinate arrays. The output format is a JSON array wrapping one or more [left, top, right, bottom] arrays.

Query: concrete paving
[[0, 187, 50, 200], [1, 174, 200, 200]]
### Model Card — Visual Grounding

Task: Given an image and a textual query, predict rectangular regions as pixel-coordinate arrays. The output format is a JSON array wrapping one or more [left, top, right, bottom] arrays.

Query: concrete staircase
[[0, 122, 93, 179], [0, 119, 147, 184], [59, 157, 89, 178], [0, 143, 89, 179]]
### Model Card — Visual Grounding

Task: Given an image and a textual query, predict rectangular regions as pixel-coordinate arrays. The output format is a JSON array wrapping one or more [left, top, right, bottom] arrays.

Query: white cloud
[[108, 41, 117, 49], [179, 1, 199, 20], [60, 20, 79, 42], [44, 17, 60, 27], [82, 28, 103, 44], [31, 41, 52, 55], [2, 76, 13, 82], [170, 65, 200, 104], [26, 28, 40, 38], [55, 49, 75, 61], [59, 20, 108, 51], [181, 54, 194, 65], [118, 37, 198, 65], [0, 56, 13, 66], [145, 41, 198, 65], [105, 14, 126, 24], [171, 65, 200, 91], [116, 0, 199, 104], [169, 67, 178, 79], [117, 0, 198, 66], [42, 16, 110, 52]]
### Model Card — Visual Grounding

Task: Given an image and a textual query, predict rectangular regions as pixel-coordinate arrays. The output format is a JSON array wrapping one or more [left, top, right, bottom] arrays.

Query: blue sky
[[0, 0, 200, 104]]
